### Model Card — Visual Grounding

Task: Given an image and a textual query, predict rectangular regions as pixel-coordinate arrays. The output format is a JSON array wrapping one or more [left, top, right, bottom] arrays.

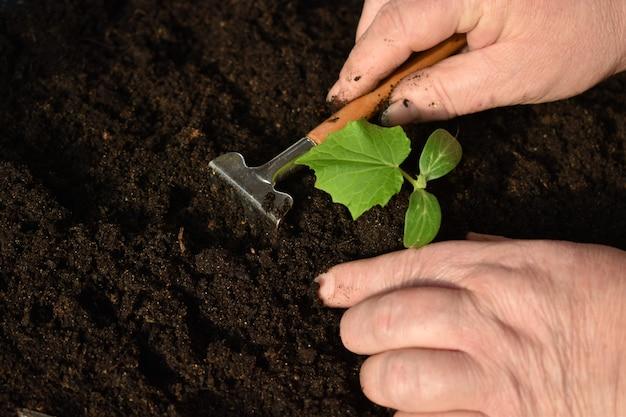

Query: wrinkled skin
[[321, 2, 626, 414], [316, 235, 626, 416], [327, 0, 626, 124]]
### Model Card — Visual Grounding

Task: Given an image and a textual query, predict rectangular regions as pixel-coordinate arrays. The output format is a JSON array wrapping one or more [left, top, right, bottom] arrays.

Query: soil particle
[[0, 1, 625, 417]]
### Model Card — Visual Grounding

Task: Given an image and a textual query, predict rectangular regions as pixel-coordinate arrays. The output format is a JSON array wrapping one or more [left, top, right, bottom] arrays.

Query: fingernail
[[380, 98, 418, 126], [466, 232, 510, 242], [326, 80, 342, 102], [314, 272, 335, 304], [327, 96, 347, 113]]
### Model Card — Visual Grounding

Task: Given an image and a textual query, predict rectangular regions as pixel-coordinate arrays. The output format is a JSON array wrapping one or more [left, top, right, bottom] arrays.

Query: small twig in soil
[[178, 227, 186, 254], [18, 409, 56, 417]]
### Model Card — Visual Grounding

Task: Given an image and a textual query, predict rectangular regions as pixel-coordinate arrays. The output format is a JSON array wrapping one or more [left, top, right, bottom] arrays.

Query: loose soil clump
[[1, 1, 625, 416]]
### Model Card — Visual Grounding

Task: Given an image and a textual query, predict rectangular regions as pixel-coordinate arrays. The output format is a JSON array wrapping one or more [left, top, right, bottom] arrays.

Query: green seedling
[[296, 119, 461, 248]]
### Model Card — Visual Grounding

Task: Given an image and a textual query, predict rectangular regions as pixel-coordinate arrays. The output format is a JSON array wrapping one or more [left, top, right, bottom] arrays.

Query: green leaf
[[403, 189, 441, 248], [296, 119, 411, 219], [419, 129, 462, 181]]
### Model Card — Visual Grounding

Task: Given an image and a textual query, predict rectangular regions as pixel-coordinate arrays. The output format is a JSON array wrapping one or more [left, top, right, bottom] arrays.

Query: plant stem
[[416, 174, 427, 189], [400, 168, 418, 188]]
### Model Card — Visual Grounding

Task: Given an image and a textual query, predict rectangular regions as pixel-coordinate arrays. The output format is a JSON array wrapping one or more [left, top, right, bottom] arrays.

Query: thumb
[[380, 43, 532, 124], [315, 241, 494, 308]]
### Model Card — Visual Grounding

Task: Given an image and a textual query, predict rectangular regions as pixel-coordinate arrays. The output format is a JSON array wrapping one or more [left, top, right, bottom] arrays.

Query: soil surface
[[0, 1, 625, 416]]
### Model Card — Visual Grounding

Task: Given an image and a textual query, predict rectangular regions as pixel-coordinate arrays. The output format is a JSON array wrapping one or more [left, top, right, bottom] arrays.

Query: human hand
[[327, 0, 626, 124], [316, 235, 626, 416]]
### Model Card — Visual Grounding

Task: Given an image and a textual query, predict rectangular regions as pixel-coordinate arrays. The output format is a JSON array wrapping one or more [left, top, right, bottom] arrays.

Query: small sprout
[[297, 120, 462, 248], [419, 128, 462, 181], [403, 189, 441, 248]]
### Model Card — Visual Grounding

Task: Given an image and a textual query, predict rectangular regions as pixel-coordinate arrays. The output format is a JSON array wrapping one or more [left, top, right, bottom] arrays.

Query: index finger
[[315, 240, 518, 308], [327, 0, 482, 103], [355, 0, 389, 42]]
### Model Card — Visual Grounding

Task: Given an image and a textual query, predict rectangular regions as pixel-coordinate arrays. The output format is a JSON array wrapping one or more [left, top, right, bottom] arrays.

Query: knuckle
[[461, 264, 502, 294], [371, 292, 401, 343], [376, 1, 408, 36], [457, 290, 493, 353], [382, 354, 412, 404]]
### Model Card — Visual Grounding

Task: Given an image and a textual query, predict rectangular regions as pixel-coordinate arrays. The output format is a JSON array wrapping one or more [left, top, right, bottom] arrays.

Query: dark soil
[[0, 1, 624, 416]]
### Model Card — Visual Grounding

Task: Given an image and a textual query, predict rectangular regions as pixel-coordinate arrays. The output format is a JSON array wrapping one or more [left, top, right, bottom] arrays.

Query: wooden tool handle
[[307, 34, 467, 144]]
